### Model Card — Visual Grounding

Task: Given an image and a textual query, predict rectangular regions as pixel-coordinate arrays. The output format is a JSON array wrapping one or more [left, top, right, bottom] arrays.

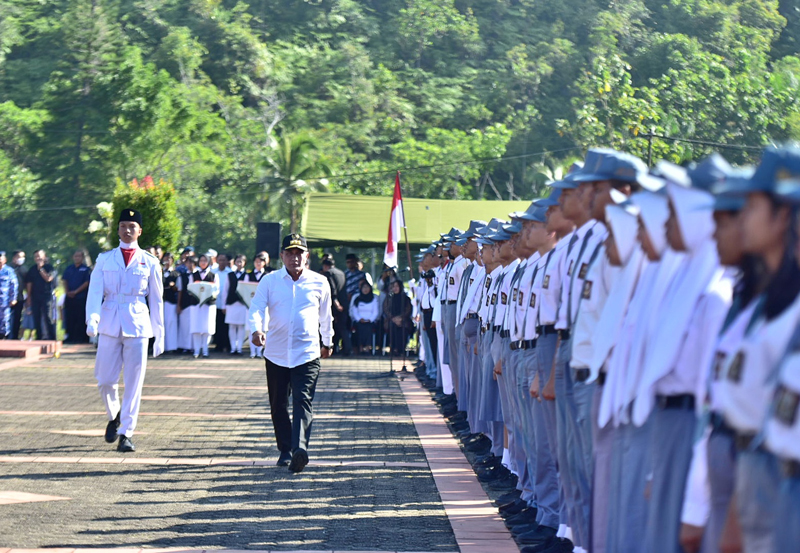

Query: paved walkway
[[0, 349, 516, 553]]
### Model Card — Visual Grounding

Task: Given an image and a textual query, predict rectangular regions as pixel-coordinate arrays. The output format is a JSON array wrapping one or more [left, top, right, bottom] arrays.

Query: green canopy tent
[[300, 193, 534, 248]]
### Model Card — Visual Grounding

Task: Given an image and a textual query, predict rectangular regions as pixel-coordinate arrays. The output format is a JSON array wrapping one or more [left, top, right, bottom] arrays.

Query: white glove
[[86, 322, 98, 337], [152, 334, 165, 358]]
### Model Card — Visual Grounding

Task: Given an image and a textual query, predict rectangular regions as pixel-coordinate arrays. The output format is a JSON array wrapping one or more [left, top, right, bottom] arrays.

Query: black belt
[[575, 368, 590, 382], [597, 371, 606, 386], [493, 325, 501, 333], [656, 394, 695, 411], [710, 412, 734, 436], [422, 308, 433, 313], [558, 329, 571, 340], [440, 300, 446, 305], [500, 329, 510, 338], [781, 459, 800, 479], [537, 324, 557, 336], [447, 300, 457, 305], [510, 339, 537, 351], [466, 313, 479, 319]]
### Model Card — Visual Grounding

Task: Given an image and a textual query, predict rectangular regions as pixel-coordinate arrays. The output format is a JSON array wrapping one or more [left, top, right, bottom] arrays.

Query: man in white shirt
[[249, 234, 334, 473]]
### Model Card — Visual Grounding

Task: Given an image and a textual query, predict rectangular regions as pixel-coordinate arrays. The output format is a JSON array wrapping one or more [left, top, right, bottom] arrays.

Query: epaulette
[[143, 250, 158, 260]]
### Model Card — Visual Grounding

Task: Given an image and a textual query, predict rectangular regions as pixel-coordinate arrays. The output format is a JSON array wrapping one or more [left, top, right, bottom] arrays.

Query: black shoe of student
[[277, 451, 292, 466], [104, 412, 120, 443], [520, 536, 567, 553], [506, 507, 538, 526], [450, 421, 469, 433], [496, 489, 522, 506], [488, 473, 518, 491], [289, 448, 309, 473], [466, 441, 491, 455], [511, 522, 540, 537], [517, 525, 557, 546], [499, 498, 527, 516], [477, 465, 509, 482], [117, 435, 135, 452]]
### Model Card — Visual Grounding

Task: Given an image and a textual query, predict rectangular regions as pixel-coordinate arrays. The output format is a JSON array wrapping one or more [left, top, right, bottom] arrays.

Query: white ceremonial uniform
[[86, 241, 164, 438]]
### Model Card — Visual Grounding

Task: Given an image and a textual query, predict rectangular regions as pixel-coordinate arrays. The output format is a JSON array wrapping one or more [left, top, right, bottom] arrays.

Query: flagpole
[[398, 171, 415, 282]]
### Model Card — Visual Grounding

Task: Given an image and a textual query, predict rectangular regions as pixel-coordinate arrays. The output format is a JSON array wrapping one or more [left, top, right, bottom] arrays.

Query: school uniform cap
[[535, 189, 562, 207], [119, 208, 143, 227], [708, 167, 754, 211], [548, 161, 585, 189], [745, 144, 800, 194], [515, 204, 549, 223], [282, 233, 308, 251], [569, 148, 621, 183], [774, 178, 800, 203], [501, 220, 523, 235], [686, 153, 732, 192], [605, 195, 641, 265], [485, 228, 513, 243], [182, 246, 195, 253]]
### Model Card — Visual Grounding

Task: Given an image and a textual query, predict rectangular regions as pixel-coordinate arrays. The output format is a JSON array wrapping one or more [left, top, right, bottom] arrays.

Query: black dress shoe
[[277, 451, 292, 466], [289, 448, 309, 473], [506, 507, 538, 526], [511, 522, 539, 536], [104, 412, 120, 443], [517, 525, 557, 545], [520, 536, 566, 553], [117, 435, 135, 452], [496, 490, 522, 506], [498, 498, 526, 516], [488, 473, 518, 491]]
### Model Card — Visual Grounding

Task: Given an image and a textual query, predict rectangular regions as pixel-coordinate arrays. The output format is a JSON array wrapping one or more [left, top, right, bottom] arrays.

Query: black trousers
[[31, 298, 55, 340], [265, 357, 321, 454], [10, 301, 23, 340], [422, 309, 437, 361], [63, 295, 88, 343], [355, 321, 375, 348], [214, 310, 230, 351]]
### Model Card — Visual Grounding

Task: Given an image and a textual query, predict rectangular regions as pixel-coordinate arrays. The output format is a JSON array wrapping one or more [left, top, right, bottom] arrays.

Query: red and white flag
[[383, 172, 406, 269]]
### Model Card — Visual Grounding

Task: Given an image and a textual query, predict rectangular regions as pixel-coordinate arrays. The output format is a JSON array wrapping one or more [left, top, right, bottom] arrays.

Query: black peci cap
[[119, 208, 143, 227], [282, 233, 308, 252]]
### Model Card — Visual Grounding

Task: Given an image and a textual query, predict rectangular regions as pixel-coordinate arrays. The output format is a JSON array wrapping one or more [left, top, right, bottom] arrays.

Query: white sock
[[565, 527, 574, 542], [501, 448, 511, 469], [575, 548, 587, 553], [557, 524, 566, 538]]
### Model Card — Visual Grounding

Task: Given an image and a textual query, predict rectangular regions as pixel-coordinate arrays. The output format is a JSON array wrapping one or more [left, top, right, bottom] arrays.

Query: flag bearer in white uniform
[[86, 208, 164, 453]]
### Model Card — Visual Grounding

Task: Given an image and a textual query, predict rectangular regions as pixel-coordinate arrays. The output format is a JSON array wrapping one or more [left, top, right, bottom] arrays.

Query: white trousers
[[178, 309, 192, 350], [436, 323, 453, 394], [164, 302, 178, 352], [94, 334, 149, 437], [228, 324, 245, 353], [192, 333, 210, 356]]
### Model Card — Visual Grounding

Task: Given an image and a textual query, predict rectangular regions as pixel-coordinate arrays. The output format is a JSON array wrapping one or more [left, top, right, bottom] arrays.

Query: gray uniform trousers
[[533, 332, 562, 529], [734, 447, 781, 553], [555, 337, 582, 537], [572, 377, 596, 548], [643, 406, 697, 553], [775, 474, 800, 552], [462, 318, 483, 433], [591, 381, 613, 553], [701, 425, 735, 553], [480, 330, 504, 457], [443, 303, 461, 400], [606, 415, 653, 553]]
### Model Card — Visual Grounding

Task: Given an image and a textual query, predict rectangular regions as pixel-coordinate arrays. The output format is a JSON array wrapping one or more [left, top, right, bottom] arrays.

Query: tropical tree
[[265, 134, 331, 233]]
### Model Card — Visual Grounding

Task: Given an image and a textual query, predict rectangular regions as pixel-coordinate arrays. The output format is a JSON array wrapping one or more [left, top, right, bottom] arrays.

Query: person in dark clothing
[[321, 257, 350, 355], [25, 249, 56, 340], [61, 249, 92, 343], [383, 280, 413, 357], [10, 251, 26, 340]]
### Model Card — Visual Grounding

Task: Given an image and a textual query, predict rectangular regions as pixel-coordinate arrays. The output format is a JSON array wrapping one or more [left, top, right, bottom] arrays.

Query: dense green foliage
[[0, 0, 798, 262]]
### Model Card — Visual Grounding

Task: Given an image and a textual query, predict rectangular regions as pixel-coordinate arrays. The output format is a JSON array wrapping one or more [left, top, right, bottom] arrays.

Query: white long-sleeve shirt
[[349, 296, 380, 323], [248, 266, 333, 368]]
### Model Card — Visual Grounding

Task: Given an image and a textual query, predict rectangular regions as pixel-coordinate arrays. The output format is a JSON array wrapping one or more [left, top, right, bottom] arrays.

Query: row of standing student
[[161, 252, 270, 358], [410, 144, 800, 553]]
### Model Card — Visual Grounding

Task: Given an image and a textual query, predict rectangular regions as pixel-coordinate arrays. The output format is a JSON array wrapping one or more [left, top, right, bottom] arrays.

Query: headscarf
[[354, 283, 375, 306]]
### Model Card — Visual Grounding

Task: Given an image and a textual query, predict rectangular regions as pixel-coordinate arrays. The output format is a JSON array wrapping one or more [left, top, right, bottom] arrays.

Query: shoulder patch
[[143, 250, 158, 260]]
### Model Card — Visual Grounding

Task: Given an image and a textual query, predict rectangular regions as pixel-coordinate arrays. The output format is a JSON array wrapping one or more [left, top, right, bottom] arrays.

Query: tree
[[112, 176, 182, 253], [265, 133, 331, 233]]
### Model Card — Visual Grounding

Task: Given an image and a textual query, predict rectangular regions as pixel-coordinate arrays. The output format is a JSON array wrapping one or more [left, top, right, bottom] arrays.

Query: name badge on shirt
[[581, 280, 593, 300], [501, 292, 508, 305], [712, 351, 726, 380], [470, 278, 474, 285], [578, 263, 589, 279], [726, 351, 745, 383], [774, 384, 800, 427], [491, 293, 497, 305], [567, 260, 574, 277], [449, 276, 455, 285], [518, 292, 524, 306], [485, 278, 492, 289], [543, 275, 550, 289], [529, 293, 536, 308], [512, 289, 518, 302]]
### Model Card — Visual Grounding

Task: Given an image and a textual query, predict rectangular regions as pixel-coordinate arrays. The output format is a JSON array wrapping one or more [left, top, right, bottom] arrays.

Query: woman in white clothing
[[176, 256, 197, 353], [224, 254, 249, 355], [187, 254, 219, 358], [249, 253, 268, 358], [349, 281, 379, 354]]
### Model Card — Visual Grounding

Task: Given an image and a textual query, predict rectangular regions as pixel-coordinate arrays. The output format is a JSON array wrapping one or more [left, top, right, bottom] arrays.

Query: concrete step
[[0, 340, 61, 358]]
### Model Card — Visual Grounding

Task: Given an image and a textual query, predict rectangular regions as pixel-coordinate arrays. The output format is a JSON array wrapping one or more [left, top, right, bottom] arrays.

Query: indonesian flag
[[383, 172, 406, 269]]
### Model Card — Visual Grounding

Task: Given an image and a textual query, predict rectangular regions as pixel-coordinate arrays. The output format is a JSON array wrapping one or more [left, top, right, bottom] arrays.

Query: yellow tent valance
[[300, 193, 534, 247]]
